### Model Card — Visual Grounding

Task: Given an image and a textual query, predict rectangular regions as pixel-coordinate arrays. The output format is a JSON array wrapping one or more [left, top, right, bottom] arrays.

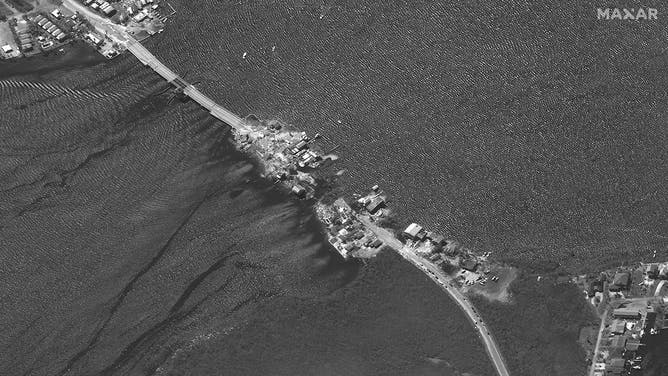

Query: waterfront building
[[365, 197, 385, 214], [403, 223, 423, 239], [611, 320, 625, 334], [613, 308, 640, 320]]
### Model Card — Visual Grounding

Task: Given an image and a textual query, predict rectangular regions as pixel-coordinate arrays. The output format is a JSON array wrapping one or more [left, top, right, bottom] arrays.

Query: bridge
[[126, 40, 248, 132], [62, 0, 248, 132]]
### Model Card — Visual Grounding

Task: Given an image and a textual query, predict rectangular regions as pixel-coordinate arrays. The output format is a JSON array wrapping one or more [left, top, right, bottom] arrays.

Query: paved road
[[360, 217, 511, 376], [63, 0, 247, 132], [588, 309, 608, 376]]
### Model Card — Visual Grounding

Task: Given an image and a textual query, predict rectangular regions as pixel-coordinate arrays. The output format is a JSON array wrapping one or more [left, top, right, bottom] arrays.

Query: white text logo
[[597, 8, 658, 20]]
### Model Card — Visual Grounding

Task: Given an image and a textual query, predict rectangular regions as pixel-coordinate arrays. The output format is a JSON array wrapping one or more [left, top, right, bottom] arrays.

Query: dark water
[[641, 329, 668, 376], [0, 53, 492, 375], [146, 0, 668, 271]]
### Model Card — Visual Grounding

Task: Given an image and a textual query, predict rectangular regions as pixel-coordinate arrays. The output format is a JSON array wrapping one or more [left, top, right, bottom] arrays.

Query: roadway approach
[[360, 217, 511, 376], [63, 2, 511, 374], [62, 0, 248, 133]]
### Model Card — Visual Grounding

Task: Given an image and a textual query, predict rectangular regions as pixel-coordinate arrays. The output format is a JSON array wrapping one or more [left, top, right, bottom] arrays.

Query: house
[[365, 197, 385, 214], [294, 140, 308, 151], [403, 223, 423, 239], [606, 358, 625, 372], [613, 308, 640, 320], [460, 259, 478, 272], [1, 45, 13, 53], [133, 12, 147, 22], [610, 320, 625, 334], [87, 33, 102, 45], [611, 272, 630, 290], [610, 336, 626, 349], [102, 5, 116, 16], [369, 239, 382, 248], [51, 9, 63, 19], [291, 184, 306, 198]]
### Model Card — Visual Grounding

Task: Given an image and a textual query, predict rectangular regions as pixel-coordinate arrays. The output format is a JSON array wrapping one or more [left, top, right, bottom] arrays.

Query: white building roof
[[404, 223, 423, 237], [2, 45, 13, 53]]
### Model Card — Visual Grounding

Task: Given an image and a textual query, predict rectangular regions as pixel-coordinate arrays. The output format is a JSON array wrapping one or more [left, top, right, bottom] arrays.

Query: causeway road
[[63, 0, 247, 132], [360, 217, 511, 376]]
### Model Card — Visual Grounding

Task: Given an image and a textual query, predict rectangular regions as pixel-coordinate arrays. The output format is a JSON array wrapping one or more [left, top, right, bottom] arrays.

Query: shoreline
[[0, 40, 104, 79]]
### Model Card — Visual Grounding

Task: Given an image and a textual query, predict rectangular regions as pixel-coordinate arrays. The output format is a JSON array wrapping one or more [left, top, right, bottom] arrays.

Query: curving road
[[359, 217, 511, 376]]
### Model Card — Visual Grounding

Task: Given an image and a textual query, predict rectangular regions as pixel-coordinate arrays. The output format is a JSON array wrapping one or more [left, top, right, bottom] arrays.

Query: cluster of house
[[81, 0, 117, 17], [33, 14, 67, 43], [593, 302, 662, 376], [402, 223, 446, 246], [318, 199, 383, 259], [127, 0, 159, 23], [584, 262, 668, 298], [14, 20, 32, 52], [284, 134, 323, 169]]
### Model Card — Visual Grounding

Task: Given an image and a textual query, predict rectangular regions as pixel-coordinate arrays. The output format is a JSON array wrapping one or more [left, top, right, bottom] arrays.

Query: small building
[[606, 357, 625, 371], [102, 5, 116, 16], [460, 259, 479, 272], [403, 223, 423, 239], [612, 272, 630, 289], [610, 320, 625, 334], [291, 184, 306, 198], [51, 9, 63, 19], [295, 140, 308, 151], [55, 32, 66, 41], [44, 21, 54, 29], [613, 308, 640, 320], [1, 45, 13, 53], [87, 33, 102, 45], [369, 239, 382, 248], [133, 12, 147, 22], [610, 336, 626, 349], [365, 197, 385, 214]]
